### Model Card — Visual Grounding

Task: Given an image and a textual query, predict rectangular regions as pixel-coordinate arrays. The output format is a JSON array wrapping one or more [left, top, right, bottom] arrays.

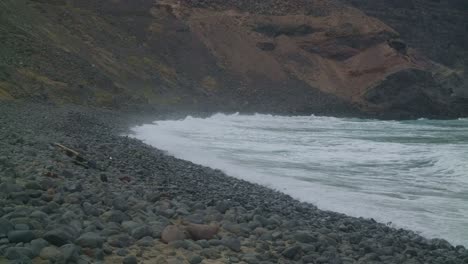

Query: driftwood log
[[54, 143, 90, 168]]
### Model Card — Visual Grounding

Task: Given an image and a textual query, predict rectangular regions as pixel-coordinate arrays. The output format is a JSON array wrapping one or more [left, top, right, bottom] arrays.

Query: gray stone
[[9, 258, 33, 264], [14, 224, 29, 231], [0, 183, 23, 194], [62, 211, 78, 221], [318, 235, 338, 247], [100, 174, 108, 182], [187, 223, 219, 241], [303, 254, 320, 263], [222, 237, 241, 252], [242, 253, 260, 264], [61, 170, 74, 178], [0, 218, 14, 236], [76, 255, 93, 264], [103, 243, 113, 255], [189, 255, 203, 264], [294, 232, 317, 243], [30, 238, 49, 255], [39, 246, 63, 260], [64, 193, 81, 204], [130, 225, 151, 240], [208, 239, 222, 246], [42, 201, 60, 214], [123, 255, 138, 264], [259, 232, 273, 241], [122, 221, 140, 232], [267, 215, 282, 227], [107, 234, 132, 248], [27, 190, 42, 198], [10, 192, 30, 203], [101, 222, 122, 237], [247, 220, 262, 230], [184, 213, 205, 224], [169, 240, 191, 249], [64, 181, 83, 193], [167, 257, 186, 264], [378, 246, 394, 256], [113, 197, 129, 211], [430, 238, 453, 249], [76, 232, 104, 248], [200, 248, 221, 259], [5, 247, 34, 260], [402, 259, 423, 264], [282, 245, 302, 259], [222, 222, 248, 236], [95, 248, 105, 260], [60, 244, 79, 261], [82, 202, 100, 217], [10, 218, 40, 231], [301, 244, 316, 254], [146, 192, 161, 203], [8, 230, 35, 243], [44, 228, 75, 246], [149, 221, 168, 238], [0, 238, 9, 245], [253, 215, 268, 227], [39, 179, 57, 192], [176, 207, 189, 215], [136, 236, 154, 247], [101, 210, 128, 223], [196, 240, 209, 248], [116, 248, 129, 256], [68, 220, 83, 235], [215, 200, 232, 213]]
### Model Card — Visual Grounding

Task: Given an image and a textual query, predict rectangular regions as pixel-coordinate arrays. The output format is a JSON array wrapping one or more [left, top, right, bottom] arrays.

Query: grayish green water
[[132, 114, 468, 246]]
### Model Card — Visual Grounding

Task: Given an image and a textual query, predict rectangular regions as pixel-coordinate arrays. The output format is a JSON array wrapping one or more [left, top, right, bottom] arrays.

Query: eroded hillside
[[0, 0, 466, 118]]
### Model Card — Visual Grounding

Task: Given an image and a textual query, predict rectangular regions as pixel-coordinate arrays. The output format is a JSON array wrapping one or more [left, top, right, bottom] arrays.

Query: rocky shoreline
[[0, 101, 466, 264]]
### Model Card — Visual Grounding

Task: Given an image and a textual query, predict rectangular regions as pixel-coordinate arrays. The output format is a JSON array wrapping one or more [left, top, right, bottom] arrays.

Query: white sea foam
[[131, 114, 468, 246]]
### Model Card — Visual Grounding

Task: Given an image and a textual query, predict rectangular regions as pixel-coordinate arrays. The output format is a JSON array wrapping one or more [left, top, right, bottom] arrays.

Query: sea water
[[131, 114, 468, 246]]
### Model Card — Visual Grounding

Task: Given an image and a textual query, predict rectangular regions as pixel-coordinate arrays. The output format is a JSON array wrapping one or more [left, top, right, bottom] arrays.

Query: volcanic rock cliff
[[0, 0, 466, 118], [344, 0, 468, 115], [344, 0, 468, 83]]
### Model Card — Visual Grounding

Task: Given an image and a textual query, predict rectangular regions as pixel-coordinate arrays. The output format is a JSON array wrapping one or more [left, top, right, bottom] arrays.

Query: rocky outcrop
[[364, 69, 456, 119], [344, 0, 468, 99], [0, 0, 466, 118]]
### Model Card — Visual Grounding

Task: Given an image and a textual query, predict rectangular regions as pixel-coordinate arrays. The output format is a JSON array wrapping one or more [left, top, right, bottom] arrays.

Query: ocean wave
[[132, 114, 468, 246]]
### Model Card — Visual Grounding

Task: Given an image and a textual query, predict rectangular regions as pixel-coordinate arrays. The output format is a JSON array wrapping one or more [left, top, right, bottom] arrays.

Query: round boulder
[[76, 232, 104, 248], [187, 223, 219, 241], [161, 225, 186, 244], [40, 246, 63, 260], [8, 230, 35, 243]]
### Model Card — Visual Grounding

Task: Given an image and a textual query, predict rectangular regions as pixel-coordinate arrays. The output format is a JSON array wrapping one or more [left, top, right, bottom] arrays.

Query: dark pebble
[[122, 255, 138, 264], [282, 245, 302, 259], [8, 230, 35, 243]]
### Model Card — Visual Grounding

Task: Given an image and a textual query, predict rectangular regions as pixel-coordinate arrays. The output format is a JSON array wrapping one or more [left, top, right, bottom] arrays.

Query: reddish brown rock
[[161, 225, 186, 244]]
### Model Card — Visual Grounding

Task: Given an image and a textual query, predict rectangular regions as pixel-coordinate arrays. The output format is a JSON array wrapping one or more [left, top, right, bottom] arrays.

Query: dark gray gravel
[[0, 101, 467, 263]]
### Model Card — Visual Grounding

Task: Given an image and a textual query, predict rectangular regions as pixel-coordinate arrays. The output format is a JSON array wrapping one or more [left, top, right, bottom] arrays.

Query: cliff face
[[0, 0, 466, 118], [344, 0, 468, 97]]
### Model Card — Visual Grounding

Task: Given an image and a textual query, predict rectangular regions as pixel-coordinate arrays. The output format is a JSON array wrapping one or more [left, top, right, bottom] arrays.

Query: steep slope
[[344, 0, 468, 102], [0, 0, 466, 118]]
